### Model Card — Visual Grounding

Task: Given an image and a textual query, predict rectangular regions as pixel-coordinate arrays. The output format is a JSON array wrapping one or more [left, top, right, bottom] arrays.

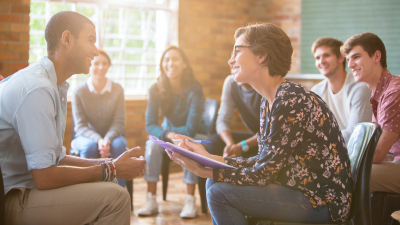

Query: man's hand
[[223, 143, 242, 158], [113, 147, 146, 180], [373, 130, 400, 164], [98, 138, 110, 158]]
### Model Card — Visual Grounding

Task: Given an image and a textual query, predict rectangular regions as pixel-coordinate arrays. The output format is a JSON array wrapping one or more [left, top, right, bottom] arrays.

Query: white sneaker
[[137, 192, 158, 216], [180, 195, 197, 218]]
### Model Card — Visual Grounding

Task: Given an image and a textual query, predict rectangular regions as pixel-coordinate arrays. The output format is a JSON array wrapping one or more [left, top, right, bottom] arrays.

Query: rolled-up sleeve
[[13, 88, 59, 170]]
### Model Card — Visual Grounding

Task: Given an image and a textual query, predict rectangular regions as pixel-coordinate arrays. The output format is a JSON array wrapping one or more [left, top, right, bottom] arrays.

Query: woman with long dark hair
[[137, 46, 207, 218]]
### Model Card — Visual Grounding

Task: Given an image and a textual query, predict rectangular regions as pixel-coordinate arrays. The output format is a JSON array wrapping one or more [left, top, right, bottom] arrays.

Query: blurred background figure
[[138, 45, 207, 219], [71, 48, 127, 187]]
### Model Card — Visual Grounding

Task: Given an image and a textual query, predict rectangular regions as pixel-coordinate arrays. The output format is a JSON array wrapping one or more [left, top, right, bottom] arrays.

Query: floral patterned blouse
[[213, 81, 353, 222]]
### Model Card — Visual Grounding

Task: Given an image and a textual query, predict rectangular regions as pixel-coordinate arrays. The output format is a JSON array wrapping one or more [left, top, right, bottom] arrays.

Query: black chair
[[0, 166, 5, 225], [247, 122, 382, 225], [69, 117, 134, 210], [371, 191, 400, 225], [161, 98, 219, 214]]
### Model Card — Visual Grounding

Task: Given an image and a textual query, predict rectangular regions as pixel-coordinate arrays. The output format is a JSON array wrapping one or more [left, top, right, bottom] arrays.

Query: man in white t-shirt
[[311, 37, 372, 143]]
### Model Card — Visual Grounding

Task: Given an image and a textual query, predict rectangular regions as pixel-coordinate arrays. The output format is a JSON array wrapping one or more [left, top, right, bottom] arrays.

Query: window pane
[[51, 2, 73, 14], [123, 53, 141, 61], [30, 0, 172, 96], [105, 38, 122, 47], [77, 5, 95, 18], [31, 2, 46, 14], [30, 19, 46, 30], [126, 40, 144, 48], [127, 25, 141, 35], [29, 34, 46, 45]]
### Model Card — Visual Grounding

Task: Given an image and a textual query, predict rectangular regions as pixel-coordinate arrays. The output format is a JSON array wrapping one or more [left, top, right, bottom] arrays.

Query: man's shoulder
[[310, 78, 327, 96], [5, 63, 55, 96], [345, 72, 371, 97]]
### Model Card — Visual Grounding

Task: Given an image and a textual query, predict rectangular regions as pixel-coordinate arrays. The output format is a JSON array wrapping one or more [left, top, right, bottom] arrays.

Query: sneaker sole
[[137, 210, 158, 217]]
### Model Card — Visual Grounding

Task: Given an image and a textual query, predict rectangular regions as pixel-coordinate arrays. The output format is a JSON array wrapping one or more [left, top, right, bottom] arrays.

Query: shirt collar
[[87, 76, 112, 94], [371, 69, 391, 102], [38, 56, 58, 89]]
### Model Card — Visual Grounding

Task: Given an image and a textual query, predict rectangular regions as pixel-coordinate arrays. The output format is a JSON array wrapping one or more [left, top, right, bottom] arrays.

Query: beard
[[67, 45, 90, 75], [323, 64, 340, 79]]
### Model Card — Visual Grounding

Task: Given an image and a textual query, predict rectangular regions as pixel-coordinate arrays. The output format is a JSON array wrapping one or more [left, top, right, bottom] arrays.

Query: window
[[30, 0, 178, 95]]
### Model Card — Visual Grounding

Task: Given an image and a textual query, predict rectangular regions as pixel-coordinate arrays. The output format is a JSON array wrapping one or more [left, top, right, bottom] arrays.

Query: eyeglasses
[[231, 45, 253, 58]]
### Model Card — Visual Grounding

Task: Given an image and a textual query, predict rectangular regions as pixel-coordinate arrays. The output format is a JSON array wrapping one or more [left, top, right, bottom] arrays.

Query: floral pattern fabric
[[213, 81, 353, 222]]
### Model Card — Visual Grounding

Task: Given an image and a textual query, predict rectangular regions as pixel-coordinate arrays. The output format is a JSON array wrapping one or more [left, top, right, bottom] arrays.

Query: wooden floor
[[130, 170, 213, 225]]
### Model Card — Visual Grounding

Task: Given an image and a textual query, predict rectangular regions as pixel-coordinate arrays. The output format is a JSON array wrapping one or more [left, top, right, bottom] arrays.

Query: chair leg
[[198, 177, 208, 214], [126, 180, 133, 211], [161, 154, 170, 201]]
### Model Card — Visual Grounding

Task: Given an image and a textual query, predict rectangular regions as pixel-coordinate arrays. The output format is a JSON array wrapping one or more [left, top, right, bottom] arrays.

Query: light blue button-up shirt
[[0, 56, 68, 194]]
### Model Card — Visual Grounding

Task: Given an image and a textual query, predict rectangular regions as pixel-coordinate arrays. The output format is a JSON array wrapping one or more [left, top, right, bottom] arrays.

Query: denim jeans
[[72, 135, 127, 187], [206, 179, 332, 225]]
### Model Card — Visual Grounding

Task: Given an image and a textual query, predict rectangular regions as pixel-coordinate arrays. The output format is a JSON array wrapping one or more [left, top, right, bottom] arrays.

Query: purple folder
[[149, 136, 236, 169]]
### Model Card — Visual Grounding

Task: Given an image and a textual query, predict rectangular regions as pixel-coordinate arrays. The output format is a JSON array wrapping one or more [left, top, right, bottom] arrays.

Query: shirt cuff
[[25, 150, 57, 170], [57, 147, 66, 165]]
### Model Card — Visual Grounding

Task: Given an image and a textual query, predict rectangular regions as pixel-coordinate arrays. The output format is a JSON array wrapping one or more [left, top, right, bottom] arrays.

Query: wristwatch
[[241, 140, 250, 152]]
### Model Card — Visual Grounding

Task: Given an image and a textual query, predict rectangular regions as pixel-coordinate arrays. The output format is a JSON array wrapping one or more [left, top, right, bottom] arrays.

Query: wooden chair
[[69, 117, 134, 210], [161, 98, 219, 214], [247, 122, 382, 225]]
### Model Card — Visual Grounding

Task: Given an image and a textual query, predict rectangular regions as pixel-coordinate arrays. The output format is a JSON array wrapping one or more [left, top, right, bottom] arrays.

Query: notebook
[[149, 135, 236, 169]]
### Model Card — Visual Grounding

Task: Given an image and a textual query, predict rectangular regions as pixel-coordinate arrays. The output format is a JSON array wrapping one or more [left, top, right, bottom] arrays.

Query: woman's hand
[[172, 134, 226, 164], [165, 150, 213, 179], [98, 138, 111, 158]]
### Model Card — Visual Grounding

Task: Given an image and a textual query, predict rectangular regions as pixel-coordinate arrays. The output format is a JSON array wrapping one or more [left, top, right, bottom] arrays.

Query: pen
[[171, 139, 211, 144]]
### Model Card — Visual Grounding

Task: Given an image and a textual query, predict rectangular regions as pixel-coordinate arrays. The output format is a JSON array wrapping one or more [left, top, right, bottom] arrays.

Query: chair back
[[202, 99, 219, 135], [346, 122, 382, 225]]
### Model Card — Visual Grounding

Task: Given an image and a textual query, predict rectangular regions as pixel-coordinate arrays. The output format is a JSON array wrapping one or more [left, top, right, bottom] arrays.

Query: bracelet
[[104, 163, 110, 181], [109, 162, 115, 181], [111, 162, 116, 180], [101, 162, 117, 182], [101, 163, 106, 181]]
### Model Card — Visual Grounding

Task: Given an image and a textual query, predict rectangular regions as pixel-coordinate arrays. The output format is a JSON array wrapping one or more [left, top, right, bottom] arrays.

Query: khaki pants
[[371, 159, 400, 194], [5, 182, 130, 225]]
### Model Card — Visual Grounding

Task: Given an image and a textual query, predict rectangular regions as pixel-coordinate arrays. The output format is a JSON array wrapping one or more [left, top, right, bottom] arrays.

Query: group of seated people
[[0, 10, 399, 225]]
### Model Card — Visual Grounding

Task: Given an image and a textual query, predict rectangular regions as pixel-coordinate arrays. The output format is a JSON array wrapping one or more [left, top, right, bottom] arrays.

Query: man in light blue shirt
[[0, 11, 145, 225]]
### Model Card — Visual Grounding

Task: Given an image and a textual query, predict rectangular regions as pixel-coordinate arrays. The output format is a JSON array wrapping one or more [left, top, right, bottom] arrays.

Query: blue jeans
[[72, 135, 127, 187], [206, 179, 332, 225]]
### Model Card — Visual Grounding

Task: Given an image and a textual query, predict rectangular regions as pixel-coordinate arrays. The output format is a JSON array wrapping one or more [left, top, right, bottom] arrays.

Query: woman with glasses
[[137, 46, 207, 218], [71, 48, 127, 187], [166, 23, 353, 224]]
